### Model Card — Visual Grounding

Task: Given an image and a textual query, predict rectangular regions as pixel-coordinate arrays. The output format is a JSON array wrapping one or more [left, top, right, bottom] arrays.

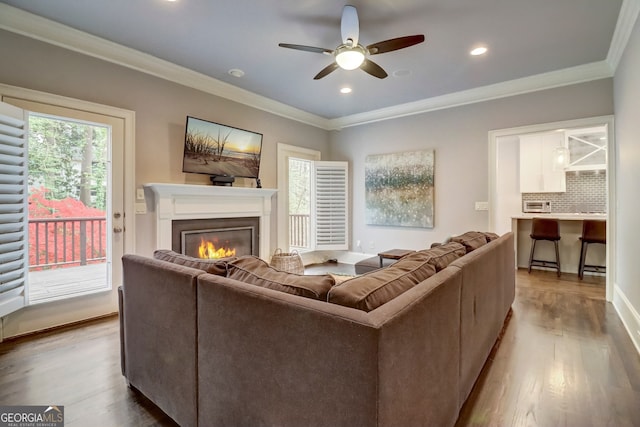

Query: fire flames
[[198, 238, 236, 259]]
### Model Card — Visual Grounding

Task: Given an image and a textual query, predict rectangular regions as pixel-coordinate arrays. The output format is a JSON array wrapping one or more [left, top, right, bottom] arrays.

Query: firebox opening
[[172, 217, 260, 258], [182, 227, 254, 259]]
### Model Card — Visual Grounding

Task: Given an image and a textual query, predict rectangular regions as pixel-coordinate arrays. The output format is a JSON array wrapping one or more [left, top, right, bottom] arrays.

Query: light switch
[[475, 201, 489, 211], [136, 188, 145, 200], [135, 202, 147, 214]]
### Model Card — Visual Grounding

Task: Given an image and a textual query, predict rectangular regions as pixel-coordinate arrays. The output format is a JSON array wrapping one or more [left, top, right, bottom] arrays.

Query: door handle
[[113, 227, 124, 233]]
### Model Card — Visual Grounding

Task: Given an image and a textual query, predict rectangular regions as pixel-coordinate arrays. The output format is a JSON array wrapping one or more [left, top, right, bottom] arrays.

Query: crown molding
[[0, 4, 331, 130], [328, 61, 614, 129], [0, 3, 627, 132], [607, 0, 640, 71]]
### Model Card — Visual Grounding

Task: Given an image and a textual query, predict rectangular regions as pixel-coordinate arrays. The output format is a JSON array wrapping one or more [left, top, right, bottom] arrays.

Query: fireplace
[[145, 184, 277, 260], [172, 217, 260, 258]]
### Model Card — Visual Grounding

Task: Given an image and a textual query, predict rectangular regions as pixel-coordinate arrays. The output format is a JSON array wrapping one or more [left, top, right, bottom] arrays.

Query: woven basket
[[270, 249, 304, 274]]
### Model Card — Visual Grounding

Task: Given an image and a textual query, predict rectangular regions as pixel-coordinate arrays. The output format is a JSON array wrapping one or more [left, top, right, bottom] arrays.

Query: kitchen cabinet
[[519, 132, 566, 193], [565, 126, 607, 171]]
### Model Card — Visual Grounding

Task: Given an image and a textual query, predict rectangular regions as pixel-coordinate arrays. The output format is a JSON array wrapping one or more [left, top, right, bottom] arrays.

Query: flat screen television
[[182, 116, 263, 181]]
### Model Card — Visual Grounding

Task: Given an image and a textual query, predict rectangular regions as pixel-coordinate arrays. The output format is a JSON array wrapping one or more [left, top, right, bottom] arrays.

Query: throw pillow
[[450, 231, 488, 253], [327, 251, 436, 312], [153, 249, 233, 276], [483, 232, 500, 242], [227, 256, 334, 300], [419, 242, 466, 271]]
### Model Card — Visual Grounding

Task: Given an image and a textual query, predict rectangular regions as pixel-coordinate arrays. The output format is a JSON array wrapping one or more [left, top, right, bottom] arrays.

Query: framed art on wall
[[365, 150, 435, 228]]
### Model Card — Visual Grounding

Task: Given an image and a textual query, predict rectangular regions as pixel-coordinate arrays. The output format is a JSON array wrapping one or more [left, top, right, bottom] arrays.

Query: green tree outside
[[28, 114, 108, 211]]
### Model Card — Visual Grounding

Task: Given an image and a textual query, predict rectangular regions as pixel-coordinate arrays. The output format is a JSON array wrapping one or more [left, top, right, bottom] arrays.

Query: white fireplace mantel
[[144, 183, 277, 259]]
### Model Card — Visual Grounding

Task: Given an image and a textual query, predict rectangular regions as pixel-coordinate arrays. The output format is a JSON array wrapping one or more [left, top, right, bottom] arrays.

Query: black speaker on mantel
[[210, 175, 235, 186]]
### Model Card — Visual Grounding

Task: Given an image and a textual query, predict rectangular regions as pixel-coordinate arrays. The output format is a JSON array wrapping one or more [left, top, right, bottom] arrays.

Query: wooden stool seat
[[528, 217, 561, 277], [579, 220, 606, 279]]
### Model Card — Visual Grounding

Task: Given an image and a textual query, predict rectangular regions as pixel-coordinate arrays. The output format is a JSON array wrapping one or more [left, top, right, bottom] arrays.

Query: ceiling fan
[[278, 5, 425, 80]]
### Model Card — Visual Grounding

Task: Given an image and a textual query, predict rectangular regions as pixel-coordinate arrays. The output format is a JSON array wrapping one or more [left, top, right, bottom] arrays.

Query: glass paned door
[[27, 113, 110, 303], [3, 96, 125, 319]]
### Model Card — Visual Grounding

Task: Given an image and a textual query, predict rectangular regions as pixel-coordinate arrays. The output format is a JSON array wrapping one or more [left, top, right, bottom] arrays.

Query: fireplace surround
[[172, 217, 260, 258], [145, 183, 277, 260]]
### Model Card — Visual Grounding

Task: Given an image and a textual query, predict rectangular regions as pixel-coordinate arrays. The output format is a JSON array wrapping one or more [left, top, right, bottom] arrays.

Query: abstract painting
[[365, 150, 434, 228]]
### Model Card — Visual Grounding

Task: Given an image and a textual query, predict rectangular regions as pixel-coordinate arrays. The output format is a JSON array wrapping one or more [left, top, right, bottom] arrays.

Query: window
[[277, 143, 349, 252], [288, 157, 312, 250]]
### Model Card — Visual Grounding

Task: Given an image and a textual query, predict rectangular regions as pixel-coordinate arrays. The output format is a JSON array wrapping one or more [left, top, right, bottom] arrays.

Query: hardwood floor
[[457, 269, 640, 427], [0, 316, 177, 426], [0, 269, 638, 426]]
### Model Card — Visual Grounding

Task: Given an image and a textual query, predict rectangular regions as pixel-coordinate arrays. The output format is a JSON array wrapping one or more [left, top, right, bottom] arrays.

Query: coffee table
[[377, 248, 415, 268]]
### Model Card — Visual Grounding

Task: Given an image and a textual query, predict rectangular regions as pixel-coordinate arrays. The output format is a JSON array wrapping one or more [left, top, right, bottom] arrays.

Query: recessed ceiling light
[[470, 46, 488, 56], [228, 69, 245, 78], [392, 69, 412, 78], [340, 87, 352, 94]]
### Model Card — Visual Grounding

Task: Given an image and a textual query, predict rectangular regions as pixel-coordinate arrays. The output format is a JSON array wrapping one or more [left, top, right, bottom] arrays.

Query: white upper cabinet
[[564, 126, 607, 171], [519, 132, 566, 193]]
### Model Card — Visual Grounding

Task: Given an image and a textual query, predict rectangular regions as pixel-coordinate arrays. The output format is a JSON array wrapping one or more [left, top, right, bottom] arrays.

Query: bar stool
[[578, 220, 606, 279], [528, 217, 561, 277]]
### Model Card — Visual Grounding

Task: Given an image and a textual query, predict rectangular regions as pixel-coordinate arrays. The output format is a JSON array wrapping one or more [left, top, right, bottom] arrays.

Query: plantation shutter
[[312, 161, 348, 250], [0, 101, 28, 318]]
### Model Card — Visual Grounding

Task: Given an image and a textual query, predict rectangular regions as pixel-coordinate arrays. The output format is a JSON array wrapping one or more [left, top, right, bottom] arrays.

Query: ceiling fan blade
[[341, 5, 359, 46], [278, 43, 333, 55], [314, 62, 340, 80], [360, 59, 388, 79], [367, 35, 425, 55]]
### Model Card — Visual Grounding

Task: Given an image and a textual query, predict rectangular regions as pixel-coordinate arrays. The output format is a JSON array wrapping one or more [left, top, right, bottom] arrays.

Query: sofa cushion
[[419, 242, 466, 272], [153, 249, 233, 276], [227, 256, 334, 300], [482, 232, 500, 242], [450, 231, 488, 253], [328, 251, 437, 312]]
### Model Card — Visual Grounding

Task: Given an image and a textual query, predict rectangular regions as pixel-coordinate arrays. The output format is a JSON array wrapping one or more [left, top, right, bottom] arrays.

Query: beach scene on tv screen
[[183, 117, 262, 178]]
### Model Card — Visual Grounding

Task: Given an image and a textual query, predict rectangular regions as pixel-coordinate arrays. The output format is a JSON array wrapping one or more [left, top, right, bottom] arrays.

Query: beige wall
[[613, 14, 640, 351], [0, 29, 615, 258], [330, 79, 614, 252], [0, 30, 330, 255]]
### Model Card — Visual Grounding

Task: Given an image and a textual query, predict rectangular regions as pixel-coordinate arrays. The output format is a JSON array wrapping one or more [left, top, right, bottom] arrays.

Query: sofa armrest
[[369, 267, 463, 427], [121, 254, 203, 427]]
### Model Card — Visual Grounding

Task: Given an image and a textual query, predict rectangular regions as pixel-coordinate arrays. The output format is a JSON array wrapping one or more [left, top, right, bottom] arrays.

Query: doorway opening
[[488, 115, 615, 301]]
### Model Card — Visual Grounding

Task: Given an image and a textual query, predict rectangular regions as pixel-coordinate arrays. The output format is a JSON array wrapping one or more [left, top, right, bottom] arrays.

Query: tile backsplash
[[522, 171, 606, 213]]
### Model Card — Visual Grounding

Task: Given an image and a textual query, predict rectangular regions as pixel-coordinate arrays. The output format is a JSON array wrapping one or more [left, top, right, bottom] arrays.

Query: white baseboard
[[613, 283, 640, 356]]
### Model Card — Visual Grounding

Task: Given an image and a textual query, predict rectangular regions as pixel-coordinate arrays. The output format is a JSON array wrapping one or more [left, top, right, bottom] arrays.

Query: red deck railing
[[29, 217, 107, 270]]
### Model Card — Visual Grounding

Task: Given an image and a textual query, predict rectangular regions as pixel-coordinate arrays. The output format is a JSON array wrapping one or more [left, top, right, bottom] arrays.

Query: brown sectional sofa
[[119, 231, 515, 427]]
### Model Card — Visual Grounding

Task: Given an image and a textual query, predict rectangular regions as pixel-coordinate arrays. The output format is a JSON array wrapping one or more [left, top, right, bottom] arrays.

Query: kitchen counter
[[511, 214, 607, 275], [512, 213, 607, 221]]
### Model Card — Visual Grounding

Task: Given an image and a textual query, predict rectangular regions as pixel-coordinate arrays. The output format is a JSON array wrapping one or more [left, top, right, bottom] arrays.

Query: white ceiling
[[0, 0, 626, 127]]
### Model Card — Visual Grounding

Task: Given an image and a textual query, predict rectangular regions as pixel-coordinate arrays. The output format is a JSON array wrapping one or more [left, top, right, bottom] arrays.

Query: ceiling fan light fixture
[[470, 46, 488, 56], [335, 45, 366, 70]]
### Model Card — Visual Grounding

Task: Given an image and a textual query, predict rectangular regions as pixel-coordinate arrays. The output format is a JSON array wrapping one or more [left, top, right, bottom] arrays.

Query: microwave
[[523, 200, 551, 213]]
